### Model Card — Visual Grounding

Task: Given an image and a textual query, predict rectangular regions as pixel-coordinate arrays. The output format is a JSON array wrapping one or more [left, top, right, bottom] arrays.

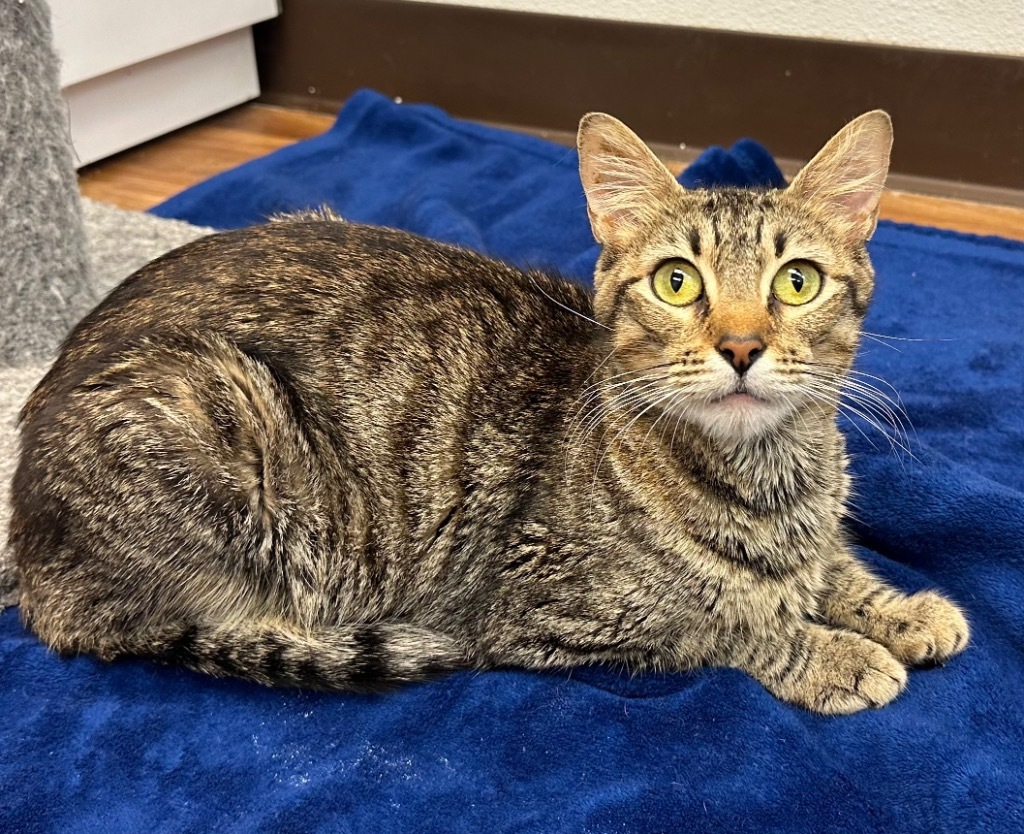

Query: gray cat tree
[[0, 0, 213, 605]]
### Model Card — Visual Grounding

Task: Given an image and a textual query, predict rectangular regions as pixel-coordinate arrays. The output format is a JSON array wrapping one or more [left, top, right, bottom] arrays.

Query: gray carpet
[[0, 200, 214, 607]]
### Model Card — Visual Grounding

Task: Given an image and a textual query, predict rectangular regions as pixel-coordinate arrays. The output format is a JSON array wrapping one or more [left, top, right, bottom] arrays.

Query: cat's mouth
[[715, 392, 765, 405], [710, 381, 770, 406], [693, 382, 790, 441]]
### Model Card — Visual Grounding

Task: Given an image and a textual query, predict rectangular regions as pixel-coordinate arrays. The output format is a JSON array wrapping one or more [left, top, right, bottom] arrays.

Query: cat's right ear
[[577, 113, 680, 247]]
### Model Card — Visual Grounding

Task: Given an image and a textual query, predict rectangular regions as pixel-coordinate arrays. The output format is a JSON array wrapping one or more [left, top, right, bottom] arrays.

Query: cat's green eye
[[651, 259, 703, 307], [772, 261, 822, 306]]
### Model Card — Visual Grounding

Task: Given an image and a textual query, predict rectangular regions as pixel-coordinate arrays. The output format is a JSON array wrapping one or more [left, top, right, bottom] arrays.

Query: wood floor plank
[[878, 191, 1024, 240], [78, 105, 335, 211], [78, 103, 1024, 242]]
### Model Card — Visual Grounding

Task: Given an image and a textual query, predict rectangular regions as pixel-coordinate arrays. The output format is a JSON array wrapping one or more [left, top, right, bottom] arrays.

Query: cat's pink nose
[[717, 335, 765, 374]]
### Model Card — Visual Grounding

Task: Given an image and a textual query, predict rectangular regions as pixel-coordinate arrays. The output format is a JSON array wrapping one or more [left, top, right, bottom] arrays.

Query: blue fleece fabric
[[3, 90, 1022, 833]]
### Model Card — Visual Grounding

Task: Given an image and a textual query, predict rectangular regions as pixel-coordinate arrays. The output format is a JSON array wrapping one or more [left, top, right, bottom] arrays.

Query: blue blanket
[[3, 90, 1022, 833]]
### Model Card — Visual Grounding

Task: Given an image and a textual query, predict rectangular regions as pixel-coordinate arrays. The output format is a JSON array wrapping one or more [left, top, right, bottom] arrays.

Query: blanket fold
[[2, 90, 1021, 833]]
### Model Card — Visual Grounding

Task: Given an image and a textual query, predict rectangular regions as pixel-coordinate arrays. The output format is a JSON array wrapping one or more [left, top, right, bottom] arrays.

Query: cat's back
[[24, 219, 598, 424], [51, 219, 592, 358]]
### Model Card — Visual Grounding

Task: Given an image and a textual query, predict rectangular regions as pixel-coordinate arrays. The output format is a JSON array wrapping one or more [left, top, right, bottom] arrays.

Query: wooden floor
[[79, 104, 1024, 242]]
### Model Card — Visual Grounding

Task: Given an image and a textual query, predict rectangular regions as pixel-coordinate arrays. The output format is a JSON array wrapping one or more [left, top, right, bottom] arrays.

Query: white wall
[[401, 0, 1023, 58]]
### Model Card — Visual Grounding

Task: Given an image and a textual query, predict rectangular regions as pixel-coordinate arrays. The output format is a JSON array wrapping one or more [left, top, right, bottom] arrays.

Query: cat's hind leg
[[12, 333, 465, 689]]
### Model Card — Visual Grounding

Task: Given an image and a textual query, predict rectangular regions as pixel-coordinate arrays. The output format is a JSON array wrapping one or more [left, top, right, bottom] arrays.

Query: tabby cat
[[9, 111, 969, 714]]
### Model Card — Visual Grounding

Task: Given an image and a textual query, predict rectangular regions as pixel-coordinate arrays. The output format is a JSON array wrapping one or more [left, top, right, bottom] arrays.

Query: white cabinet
[[50, 0, 280, 166]]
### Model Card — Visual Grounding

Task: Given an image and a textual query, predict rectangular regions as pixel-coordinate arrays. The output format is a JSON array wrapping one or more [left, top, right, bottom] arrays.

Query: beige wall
[[399, 0, 1024, 57]]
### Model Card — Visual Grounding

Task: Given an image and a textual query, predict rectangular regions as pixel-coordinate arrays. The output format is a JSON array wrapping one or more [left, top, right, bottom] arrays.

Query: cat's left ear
[[578, 113, 680, 247], [788, 110, 893, 243]]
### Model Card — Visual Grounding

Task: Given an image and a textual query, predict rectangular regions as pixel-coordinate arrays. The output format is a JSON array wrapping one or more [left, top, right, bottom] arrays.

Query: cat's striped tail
[[104, 622, 470, 691]]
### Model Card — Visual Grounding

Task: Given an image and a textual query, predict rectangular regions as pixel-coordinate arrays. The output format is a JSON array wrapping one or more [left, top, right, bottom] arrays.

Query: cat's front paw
[[876, 591, 970, 666], [765, 626, 907, 715]]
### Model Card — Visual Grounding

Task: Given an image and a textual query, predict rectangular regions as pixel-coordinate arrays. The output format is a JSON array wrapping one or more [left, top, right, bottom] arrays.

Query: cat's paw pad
[[882, 591, 970, 666], [781, 629, 907, 715]]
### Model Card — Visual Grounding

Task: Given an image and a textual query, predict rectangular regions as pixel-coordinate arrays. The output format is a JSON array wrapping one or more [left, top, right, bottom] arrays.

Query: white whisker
[[793, 372, 916, 462], [528, 275, 610, 331]]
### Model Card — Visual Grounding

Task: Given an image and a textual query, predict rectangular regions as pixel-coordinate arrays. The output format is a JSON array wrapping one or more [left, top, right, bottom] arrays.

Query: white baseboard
[[64, 28, 262, 168]]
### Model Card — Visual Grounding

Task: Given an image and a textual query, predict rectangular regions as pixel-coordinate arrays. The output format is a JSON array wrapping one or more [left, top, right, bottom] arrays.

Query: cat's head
[[577, 111, 892, 444]]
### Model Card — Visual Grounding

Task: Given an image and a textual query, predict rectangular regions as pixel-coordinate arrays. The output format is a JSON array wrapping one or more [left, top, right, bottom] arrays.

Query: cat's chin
[[689, 394, 793, 445]]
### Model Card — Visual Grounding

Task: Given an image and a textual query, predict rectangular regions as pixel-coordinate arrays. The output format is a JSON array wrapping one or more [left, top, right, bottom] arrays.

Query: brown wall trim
[[255, 0, 1024, 197]]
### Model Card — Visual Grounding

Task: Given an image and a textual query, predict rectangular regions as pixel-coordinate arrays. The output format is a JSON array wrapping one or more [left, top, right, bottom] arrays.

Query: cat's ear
[[578, 113, 680, 247], [788, 110, 893, 243]]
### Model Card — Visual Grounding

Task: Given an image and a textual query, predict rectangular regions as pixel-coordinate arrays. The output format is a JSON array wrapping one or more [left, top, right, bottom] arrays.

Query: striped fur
[[8, 114, 967, 712]]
